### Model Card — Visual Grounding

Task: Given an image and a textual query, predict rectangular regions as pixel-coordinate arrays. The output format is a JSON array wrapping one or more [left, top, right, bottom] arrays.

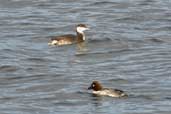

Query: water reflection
[[76, 42, 89, 54]]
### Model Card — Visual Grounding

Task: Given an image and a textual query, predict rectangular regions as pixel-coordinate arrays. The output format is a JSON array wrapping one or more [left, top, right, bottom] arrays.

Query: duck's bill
[[88, 86, 92, 90]]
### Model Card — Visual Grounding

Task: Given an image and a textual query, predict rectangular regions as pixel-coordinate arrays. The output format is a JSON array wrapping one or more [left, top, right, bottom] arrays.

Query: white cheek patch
[[92, 84, 95, 88], [77, 27, 88, 33]]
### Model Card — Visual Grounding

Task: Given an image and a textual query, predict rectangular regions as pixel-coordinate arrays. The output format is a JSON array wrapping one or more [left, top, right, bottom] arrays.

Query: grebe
[[48, 24, 89, 46], [88, 81, 128, 98]]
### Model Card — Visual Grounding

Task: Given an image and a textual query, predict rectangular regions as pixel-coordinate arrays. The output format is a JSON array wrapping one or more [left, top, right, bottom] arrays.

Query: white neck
[[76, 26, 88, 41], [82, 34, 85, 41]]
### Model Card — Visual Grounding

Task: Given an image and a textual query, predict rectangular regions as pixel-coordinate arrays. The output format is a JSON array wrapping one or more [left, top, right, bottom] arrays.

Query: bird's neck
[[76, 31, 85, 42], [94, 85, 103, 91]]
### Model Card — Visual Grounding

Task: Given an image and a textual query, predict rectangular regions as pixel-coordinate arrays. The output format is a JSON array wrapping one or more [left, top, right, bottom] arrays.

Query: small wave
[[88, 37, 112, 43], [108, 78, 129, 83], [75, 49, 117, 56], [146, 38, 165, 43], [128, 94, 155, 100], [137, 0, 156, 6], [2, 48, 16, 52], [26, 57, 47, 62], [75, 48, 130, 57], [0, 65, 18, 72], [10, 0, 49, 2], [90, 1, 117, 6], [165, 97, 171, 100]]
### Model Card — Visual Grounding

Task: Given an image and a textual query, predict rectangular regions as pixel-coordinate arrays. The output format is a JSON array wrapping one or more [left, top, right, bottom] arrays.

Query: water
[[0, 0, 171, 114]]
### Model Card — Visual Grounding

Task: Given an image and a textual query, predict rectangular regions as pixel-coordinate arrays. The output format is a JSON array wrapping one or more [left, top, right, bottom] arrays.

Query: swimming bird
[[48, 24, 89, 46], [88, 81, 128, 98]]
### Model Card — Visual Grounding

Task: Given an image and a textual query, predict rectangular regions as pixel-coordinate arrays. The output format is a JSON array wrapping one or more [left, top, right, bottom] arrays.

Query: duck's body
[[48, 24, 88, 46], [88, 81, 128, 98], [92, 88, 127, 97], [50, 34, 76, 46]]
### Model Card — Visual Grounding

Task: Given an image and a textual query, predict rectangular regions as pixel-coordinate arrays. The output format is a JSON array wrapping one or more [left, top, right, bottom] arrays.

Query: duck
[[88, 81, 128, 98], [48, 24, 89, 46]]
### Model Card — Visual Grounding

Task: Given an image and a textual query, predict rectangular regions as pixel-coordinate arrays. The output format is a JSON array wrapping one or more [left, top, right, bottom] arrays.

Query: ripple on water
[[108, 78, 129, 84], [0, 0, 171, 114], [90, 1, 118, 6], [26, 57, 47, 62], [0, 65, 19, 72]]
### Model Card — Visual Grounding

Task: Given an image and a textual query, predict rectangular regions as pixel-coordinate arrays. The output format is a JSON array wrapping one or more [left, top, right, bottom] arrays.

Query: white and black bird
[[88, 81, 128, 98], [48, 24, 89, 46]]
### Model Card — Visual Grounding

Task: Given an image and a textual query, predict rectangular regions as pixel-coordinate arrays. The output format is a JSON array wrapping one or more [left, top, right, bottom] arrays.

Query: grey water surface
[[0, 0, 171, 114]]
